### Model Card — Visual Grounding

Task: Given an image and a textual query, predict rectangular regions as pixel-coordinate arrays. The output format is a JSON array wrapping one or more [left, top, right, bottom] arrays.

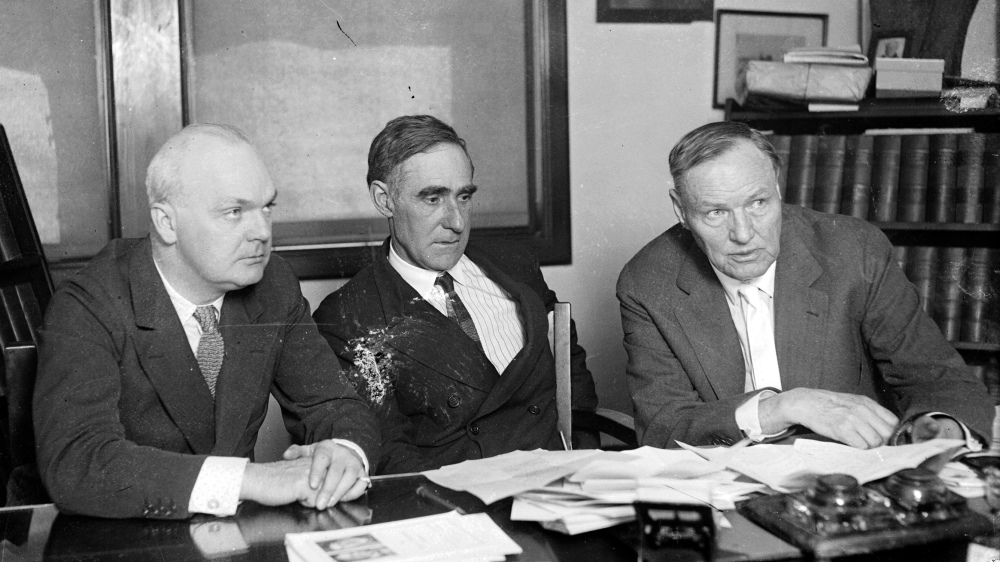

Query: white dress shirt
[[388, 243, 525, 375], [153, 261, 369, 516]]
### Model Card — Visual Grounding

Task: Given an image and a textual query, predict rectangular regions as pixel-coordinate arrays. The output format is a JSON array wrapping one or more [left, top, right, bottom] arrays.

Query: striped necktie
[[435, 273, 480, 343], [193, 305, 224, 398]]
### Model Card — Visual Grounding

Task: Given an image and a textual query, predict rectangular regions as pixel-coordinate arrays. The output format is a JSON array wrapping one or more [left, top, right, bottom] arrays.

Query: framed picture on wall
[[596, 0, 712, 24], [181, 0, 571, 279], [713, 10, 828, 108]]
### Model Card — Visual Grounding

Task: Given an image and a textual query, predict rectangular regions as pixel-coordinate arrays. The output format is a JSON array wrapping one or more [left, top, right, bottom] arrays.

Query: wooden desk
[[0, 475, 986, 561]]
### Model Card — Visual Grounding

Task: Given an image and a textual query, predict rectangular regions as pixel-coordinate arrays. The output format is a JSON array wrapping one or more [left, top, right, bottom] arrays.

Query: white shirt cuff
[[189, 456, 249, 517], [332, 439, 370, 475], [925, 412, 983, 452], [736, 390, 783, 442]]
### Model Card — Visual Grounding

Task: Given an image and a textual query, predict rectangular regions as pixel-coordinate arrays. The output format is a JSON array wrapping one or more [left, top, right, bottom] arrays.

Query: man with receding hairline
[[617, 121, 992, 451], [34, 123, 379, 519], [314, 114, 599, 474]]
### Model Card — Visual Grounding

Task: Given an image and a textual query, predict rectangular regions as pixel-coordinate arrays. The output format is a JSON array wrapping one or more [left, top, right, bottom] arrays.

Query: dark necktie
[[193, 305, 224, 397], [435, 273, 480, 343]]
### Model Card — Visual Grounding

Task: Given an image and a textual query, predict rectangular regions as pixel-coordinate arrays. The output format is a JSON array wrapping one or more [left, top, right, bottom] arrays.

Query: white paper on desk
[[424, 449, 624, 504], [285, 511, 520, 562], [568, 446, 723, 482], [678, 438, 964, 492]]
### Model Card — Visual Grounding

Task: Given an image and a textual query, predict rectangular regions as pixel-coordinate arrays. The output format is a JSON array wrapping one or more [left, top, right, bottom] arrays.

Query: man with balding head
[[617, 121, 992, 450], [34, 123, 379, 519]]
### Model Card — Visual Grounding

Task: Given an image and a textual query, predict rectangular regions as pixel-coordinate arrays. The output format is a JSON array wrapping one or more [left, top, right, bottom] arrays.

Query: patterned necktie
[[435, 273, 480, 343], [737, 285, 781, 392], [193, 305, 224, 398]]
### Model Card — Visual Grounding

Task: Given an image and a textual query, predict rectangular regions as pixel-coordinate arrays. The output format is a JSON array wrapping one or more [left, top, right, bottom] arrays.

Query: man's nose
[[441, 199, 466, 233], [246, 209, 272, 242], [729, 209, 754, 244]]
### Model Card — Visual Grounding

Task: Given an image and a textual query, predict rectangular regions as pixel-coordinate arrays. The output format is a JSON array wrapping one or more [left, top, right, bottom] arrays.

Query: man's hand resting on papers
[[240, 441, 368, 509], [758, 388, 899, 449]]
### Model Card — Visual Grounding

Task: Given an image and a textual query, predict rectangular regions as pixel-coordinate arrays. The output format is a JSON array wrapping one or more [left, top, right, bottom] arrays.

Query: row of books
[[767, 133, 1000, 224], [893, 246, 998, 345]]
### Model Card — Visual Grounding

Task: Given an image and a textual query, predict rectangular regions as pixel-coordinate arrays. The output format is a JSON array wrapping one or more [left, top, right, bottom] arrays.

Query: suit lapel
[[213, 287, 269, 455], [464, 245, 547, 418], [371, 244, 499, 392], [130, 240, 216, 454], [773, 224, 828, 391], [673, 242, 746, 400]]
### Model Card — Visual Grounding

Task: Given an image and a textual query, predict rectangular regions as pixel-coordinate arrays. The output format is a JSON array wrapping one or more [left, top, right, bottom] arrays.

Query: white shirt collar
[[153, 258, 225, 319], [387, 240, 472, 298], [710, 259, 777, 305]]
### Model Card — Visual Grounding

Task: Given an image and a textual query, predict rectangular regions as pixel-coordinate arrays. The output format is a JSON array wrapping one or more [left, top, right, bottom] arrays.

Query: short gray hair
[[146, 123, 254, 206], [668, 121, 781, 196]]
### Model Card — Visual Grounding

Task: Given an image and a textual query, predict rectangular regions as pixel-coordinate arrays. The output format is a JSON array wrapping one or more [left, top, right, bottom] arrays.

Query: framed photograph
[[597, 0, 712, 24], [713, 10, 828, 108], [868, 32, 911, 61], [181, 0, 570, 279]]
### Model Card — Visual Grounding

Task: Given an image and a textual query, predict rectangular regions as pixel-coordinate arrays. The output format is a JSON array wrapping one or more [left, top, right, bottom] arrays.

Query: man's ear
[[669, 188, 687, 229], [150, 202, 178, 245], [370, 181, 394, 219]]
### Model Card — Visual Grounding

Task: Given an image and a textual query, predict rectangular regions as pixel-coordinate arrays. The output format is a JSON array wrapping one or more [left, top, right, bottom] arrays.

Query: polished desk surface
[[0, 475, 988, 561]]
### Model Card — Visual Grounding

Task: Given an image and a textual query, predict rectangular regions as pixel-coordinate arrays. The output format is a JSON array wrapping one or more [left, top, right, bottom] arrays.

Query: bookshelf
[[726, 100, 1000, 396]]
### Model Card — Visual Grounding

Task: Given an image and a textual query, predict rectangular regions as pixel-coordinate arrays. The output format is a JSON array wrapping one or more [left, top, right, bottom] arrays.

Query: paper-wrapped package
[[744, 61, 871, 103]]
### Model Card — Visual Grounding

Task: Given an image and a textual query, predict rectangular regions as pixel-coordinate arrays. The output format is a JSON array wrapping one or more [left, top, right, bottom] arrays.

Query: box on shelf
[[875, 58, 944, 99], [745, 61, 871, 103]]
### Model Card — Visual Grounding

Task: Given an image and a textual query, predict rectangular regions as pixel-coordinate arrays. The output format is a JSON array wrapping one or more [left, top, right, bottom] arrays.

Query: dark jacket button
[[528, 405, 541, 415], [470, 424, 480, 435], [447, 394, 461, 408]]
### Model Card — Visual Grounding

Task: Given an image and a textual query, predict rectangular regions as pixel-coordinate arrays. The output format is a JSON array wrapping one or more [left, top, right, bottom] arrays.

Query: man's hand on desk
[[758, 388, 899, 449], [240, 441, 368, 510]]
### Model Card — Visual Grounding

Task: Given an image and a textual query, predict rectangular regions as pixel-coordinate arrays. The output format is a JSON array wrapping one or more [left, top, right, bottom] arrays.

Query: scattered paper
[[679, 438, 965, 492]]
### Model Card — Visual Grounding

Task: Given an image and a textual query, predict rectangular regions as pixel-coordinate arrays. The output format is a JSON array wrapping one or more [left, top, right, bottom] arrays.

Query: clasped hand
[[241, 440, 368, 510]]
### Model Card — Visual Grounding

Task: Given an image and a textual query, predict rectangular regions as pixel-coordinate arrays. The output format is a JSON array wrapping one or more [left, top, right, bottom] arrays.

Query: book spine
[[892, 245, 909, 273], [961, 248, 993, 343], [768, 134, 792, 199], [933, 247, 967, 341], [896, 135, 930, 222], [813, 135, 846, 214], [956, 133, 986, 223], [927, 134, 958, 223], [871, 135, 902, 222], [984, 134, 1000, 224], [905, 246, 938, 315], [785, 135, 819, 208], [840, 135, 874, 219]]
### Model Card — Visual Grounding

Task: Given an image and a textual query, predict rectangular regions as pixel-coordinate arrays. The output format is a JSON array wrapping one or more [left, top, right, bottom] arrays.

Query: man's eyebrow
[[458, 184, 478, 195], [416, 186, 450, 198]]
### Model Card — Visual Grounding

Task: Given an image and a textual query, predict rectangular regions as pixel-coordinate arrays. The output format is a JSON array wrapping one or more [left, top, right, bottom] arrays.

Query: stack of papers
[[285, 512, 520, 562], [784, 46, 869, 66]]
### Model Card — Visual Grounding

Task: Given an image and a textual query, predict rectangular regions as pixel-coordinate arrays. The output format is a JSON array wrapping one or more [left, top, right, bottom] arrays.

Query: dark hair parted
[[366, 114, 473, 187], [668, 121, 781, 195]]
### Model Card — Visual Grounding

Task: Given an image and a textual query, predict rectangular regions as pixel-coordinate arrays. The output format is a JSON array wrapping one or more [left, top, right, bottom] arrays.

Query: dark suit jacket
[[33, 238, 380, 519], [617, 204, 992, 448], [312, 238, 598, 474]]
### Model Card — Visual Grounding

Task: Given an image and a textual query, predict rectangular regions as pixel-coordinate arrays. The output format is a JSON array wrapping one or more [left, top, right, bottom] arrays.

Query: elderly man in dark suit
[[313, 115, 598, 474], [617, 121, 992, 450], [34, 123, 379, 519]]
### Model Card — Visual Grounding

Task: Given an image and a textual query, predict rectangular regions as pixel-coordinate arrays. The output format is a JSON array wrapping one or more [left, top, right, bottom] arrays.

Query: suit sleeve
[[266, 265, 380, 466], [858, 229, 993, 439], [312, 300, 435, 474], [617, 271, 750, 448], [34, 277, 206, 519]]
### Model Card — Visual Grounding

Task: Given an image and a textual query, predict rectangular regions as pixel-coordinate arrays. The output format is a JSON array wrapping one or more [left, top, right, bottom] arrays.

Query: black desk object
[[0, 474, 991, 561]]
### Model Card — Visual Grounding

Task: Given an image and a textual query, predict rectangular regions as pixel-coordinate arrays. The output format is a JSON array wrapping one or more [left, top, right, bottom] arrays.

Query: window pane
[[187, 0, 531, 247], [0, 1, 111, 261]]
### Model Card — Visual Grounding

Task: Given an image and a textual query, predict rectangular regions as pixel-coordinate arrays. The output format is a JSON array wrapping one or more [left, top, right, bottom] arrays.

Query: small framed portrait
[[713, 10, 828, 108], [869, 32, 911, 61]]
